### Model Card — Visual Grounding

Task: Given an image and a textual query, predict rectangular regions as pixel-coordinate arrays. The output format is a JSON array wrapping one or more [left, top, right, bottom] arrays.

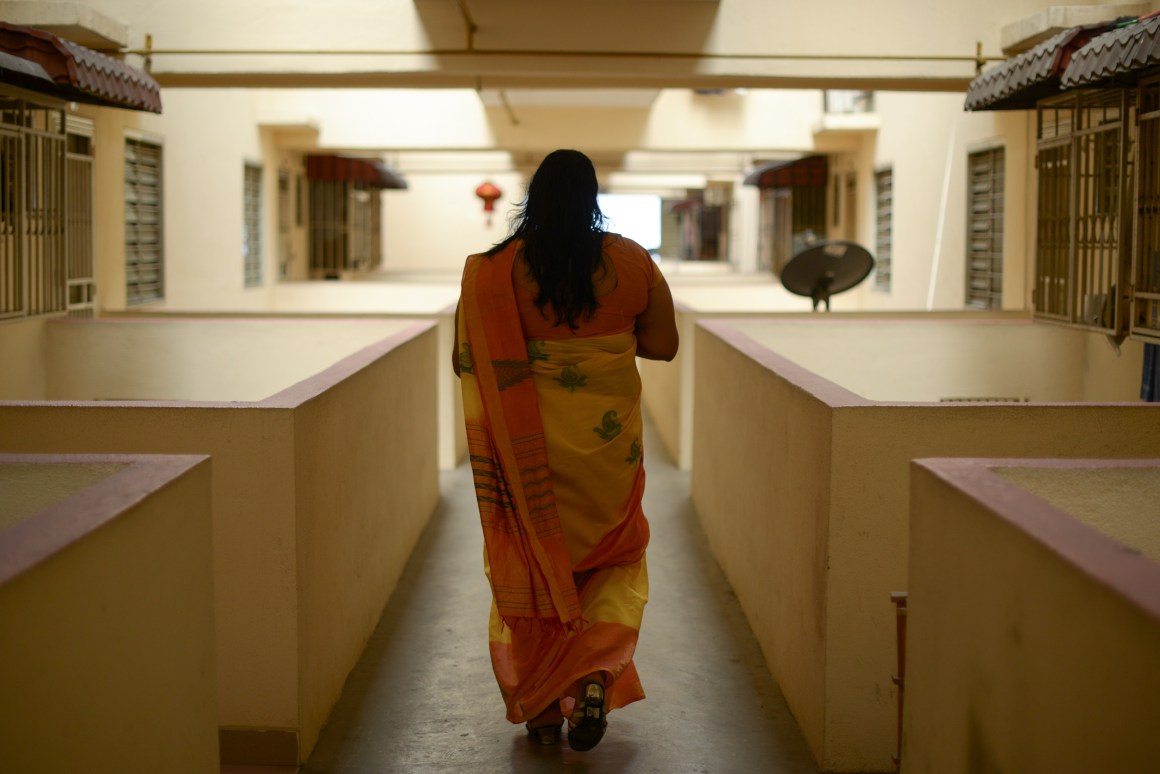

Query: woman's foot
[[567, 681, 608, 752], [526, 721, 562, 745], [526, 704, 564, 746]]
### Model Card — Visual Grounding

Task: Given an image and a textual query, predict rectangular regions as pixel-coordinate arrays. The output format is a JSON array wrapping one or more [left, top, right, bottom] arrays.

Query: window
[[65, 117, 95, 317], [243, 163, 262, 288], [1133, 76, 1160, 341], [308, 180, 381, 278], [1034, 91, 1135, 334], [0, 94, 71, 321], [125, 136, 163, 305], [966, 147, 1005, 310], [874, 167, 893, 291], [278, 169, 292, 278]]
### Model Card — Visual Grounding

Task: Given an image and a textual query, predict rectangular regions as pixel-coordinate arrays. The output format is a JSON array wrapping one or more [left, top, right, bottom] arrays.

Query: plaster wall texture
[[44, 317, 411, 402], [0, 403, 300, 730], [691, 320, 1160, 772], [903, 460, 1160, 773], [0, 461, 126, 530], [0, 456, 218, 773], [0, 322, 440, 762], [995, 466, 1160, 563], [692, 323, 833, 765], [640, 310, 1070, 472], [0, 317, 48, 400], [293, 322, 440, 755], [841, 94, 1035, 313]]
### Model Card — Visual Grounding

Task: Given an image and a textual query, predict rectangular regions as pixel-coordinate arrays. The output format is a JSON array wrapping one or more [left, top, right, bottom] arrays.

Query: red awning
[[743, 155, 828, 188], [0, 23, 161, 113], [305, 155, 407, 190]]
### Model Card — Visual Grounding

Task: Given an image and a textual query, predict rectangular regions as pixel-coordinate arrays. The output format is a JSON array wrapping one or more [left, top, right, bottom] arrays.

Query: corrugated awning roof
[[743, 155, 828, 188], [0, 22, 161, 113], [1061, 12, 1160, 88], [305, 155, 408, 190], [964, 23, 1113, 111]]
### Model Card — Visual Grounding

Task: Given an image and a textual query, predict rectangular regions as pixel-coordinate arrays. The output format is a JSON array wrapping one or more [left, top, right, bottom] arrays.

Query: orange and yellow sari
[[457, 246, 650, 724]]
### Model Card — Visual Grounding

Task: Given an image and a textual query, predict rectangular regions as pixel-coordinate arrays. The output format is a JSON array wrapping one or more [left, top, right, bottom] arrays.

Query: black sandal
[[567, 682, 608, 752]]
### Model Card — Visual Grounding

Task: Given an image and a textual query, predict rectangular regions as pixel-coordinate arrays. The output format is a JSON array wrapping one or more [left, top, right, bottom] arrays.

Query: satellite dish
[[780, 240, 875, 311]]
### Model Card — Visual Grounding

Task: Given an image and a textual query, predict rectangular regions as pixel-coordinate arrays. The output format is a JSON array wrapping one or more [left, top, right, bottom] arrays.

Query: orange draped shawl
[[458, 243, 650, 723]]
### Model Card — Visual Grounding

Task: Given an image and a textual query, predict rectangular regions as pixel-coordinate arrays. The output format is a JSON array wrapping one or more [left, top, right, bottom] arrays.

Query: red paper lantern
[[475, 181, 502, 227]]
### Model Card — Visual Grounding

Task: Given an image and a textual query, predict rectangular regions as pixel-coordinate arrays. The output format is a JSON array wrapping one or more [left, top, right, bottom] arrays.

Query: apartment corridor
[[293, 415, 819, 774]]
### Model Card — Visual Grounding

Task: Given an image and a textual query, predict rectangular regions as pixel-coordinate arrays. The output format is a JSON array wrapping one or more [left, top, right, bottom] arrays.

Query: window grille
[[308, 180, 382, 278], [243, 163, 262, 288], [1034, 91, 1136, 334], [277, 169, 292, 278], [0, 95, 68, 321], [125, 137, 163, 305], [1133, 76, 1160, 341], [65, 117, 94, 317], [966, 147, 1005, 310], [874, 167, 893, 291]]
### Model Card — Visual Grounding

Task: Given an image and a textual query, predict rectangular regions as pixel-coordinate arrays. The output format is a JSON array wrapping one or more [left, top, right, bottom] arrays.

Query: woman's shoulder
[[603, 233, 660, 288]]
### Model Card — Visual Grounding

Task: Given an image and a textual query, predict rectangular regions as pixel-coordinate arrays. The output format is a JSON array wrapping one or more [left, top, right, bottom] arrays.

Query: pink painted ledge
[[0, 453, 210, 587], [914, 457, 1160, 624]]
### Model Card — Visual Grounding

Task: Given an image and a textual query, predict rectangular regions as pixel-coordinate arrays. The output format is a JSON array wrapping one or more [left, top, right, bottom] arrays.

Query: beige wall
[[691, 320, 1160, 772], [904, 459, 1160, 773], [0, 318, 48, 400], [0, 321, 440, 763], [0, 455, 219, 773], [0, 402, 300, 732], [44, 317, 411, 402], [691, 323, 836, 766], [731, 317, 1087, 403], [732, 317, 1149, 403], [293, 322, 440, 755]]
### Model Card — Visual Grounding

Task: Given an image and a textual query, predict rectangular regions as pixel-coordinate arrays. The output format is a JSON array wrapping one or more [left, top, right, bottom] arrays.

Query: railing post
[[890, 591, 909, 770]]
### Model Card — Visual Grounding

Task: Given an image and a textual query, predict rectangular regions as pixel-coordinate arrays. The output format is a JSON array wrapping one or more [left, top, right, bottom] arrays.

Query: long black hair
[[487, 149, 607, 329]]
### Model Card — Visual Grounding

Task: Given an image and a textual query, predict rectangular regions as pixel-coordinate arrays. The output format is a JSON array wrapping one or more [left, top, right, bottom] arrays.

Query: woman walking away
[[454, 148, 678, 752]]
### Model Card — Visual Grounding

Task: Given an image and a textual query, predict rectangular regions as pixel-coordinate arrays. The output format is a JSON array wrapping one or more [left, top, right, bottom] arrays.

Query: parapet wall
[[0, 318, 440, 764], [691, 318, 1160, 772], [0, 454, 218, 773], [905, 458, 1160, 773]]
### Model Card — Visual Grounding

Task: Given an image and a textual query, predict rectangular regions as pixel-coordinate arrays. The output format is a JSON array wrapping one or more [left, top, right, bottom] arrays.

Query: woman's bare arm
[[634, 276, 679, 361]]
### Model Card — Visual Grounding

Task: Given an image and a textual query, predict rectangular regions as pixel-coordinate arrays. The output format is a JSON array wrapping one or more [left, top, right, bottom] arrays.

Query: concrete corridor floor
[[300, 418, 819, 774]]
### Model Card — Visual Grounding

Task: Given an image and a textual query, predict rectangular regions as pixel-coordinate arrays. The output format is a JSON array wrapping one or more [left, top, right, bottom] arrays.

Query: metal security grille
[[243, 163, 262, 287], [966, 147, 1004, 310], [66, 118, 94, 317], [1034, 91, 1136, 334], [1073, 91, 1133, 333], [1134, 76, 1160, 341], [125, 137, 163, 305], [874, 168, 893, 291], [309, 181, 382, 277], [0, 97, 67, 320], [1035, 141, 1071, 320], [277, 169, 292, 278], [0, 126, 20, 319]]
